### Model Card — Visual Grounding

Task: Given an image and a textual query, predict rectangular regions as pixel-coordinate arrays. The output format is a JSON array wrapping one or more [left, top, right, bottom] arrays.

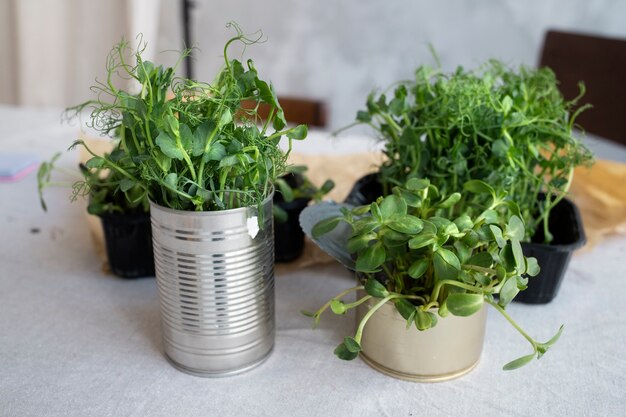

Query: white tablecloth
[[1, 105, 625, 417]]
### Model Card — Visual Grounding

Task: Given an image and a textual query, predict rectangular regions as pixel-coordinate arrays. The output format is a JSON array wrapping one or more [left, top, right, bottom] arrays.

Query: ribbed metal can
[[149, 195, 275, 377], [356, 290, 487, 382]]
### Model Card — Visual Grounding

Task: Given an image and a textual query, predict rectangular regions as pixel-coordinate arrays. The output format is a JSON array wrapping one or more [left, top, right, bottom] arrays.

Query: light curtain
[[0, 0, 162, 107]]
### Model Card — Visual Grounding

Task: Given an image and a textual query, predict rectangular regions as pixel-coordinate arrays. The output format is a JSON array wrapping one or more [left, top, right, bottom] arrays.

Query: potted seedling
[[37, 143, 154, 279], [344, 61, 593, 303], [75, 24, 308, 375], [301, 178, 562, 381], [274, 165, 334, 262]]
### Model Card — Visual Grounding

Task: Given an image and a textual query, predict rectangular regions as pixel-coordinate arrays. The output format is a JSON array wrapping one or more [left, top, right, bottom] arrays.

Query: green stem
[[486, 299, 537, 349], [424, 279, 491, 310], [541, 166, 574, 243], [342, 295, 373, 310], [354, 294, 395, 344], [80, 141, 139, 183], [311, 285, 365, 324], [196, 125, 221, 187], [261, 106, 275, 136], [462, 264, 497, 275]]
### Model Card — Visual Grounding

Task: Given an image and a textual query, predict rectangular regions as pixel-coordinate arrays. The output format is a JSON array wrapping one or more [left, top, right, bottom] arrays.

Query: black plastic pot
[[516, 197, 586, 304], [344, 173, 383, 206], [274, 172, 312, 262], [274, 197, 311, 262], [100, 212, 155, 278]]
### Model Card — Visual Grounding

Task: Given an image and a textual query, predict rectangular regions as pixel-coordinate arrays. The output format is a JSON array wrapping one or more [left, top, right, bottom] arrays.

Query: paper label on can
[[247, 216, 260, 239]]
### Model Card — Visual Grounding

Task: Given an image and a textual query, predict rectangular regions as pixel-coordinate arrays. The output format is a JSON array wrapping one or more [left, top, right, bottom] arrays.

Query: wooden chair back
[[241, 97, 328, 128], [539, 30, 626, 146]]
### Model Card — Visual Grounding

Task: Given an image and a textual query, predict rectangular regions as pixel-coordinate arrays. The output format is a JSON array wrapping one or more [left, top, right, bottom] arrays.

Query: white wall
[[1, 0, 623, 126], [156, 0, 626, 130]]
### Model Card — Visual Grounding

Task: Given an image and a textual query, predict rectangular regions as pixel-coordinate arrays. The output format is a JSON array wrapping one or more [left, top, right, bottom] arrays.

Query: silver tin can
[[356, 290, 487, 382], [150, 195, 275, 376]]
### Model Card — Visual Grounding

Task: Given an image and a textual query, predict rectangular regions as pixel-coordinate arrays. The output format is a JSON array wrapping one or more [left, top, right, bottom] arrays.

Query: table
[[1, 105, 625, 416]]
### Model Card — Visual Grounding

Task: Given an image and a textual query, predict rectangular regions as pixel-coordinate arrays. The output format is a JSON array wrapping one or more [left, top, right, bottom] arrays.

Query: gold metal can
[[356, 291, 487, 382]]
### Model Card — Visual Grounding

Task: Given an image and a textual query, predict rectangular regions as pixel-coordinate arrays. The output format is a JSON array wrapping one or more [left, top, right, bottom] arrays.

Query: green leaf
[[506, 200, 522, 219], [275, 178, 294, 202], [478, 209, 499, 224], [389, 97, 405, 116], [108, 148, 125, 162], [347, 233, 377, 253], [204, 142, 226, 162], [433, 248, 461, 281], [179, 123, 193, 150], [437, 192, 461, 209], [512, 239, 525, 273], [85, 156, 105, 169], [408, 258, 430, 279], [273, 205, 288, 223], [498, 276, 520, 307], [446, 293, 484, 316], [499, 244, 516, 272], [466, 252, 493, 268], [164, 173, 177, 189], [156, 132, 184, 160], [386, 215, 423, 234], [394, 299, 416, 321], [463, 179, 495, 197], [392, 127, 419, 149], [152, 149, 171, 172], [506, 215, 525, 241], [191, 121, 216, 156], [311, 217, 341, 238], [462, 230, 479, 248], [364, 277, 389, 298], [501, 95, 513, 115], [415, 310, 437, 330], [343, 336, 362, 353], [406, 178, 430, 191], [454, 215, 474, 231], [218, 109, 232, 129], [334, 342, 359, 361], [408, 234, 437, 250], [287, 124, 308, 140], [353, 217, 378, 234], [356, 243, 386, 272], [429, 217, 457, 236], [119, 178, 135, 192], [496, 264, 506, 280], [219, 155, 239, 168], [382, 228, 408, 244], [351, 205, 371, 216], [330, 299, 347, 315], [503, 353, 536, 371], [426, 184, 439, 200], [398, 189, 421, 207], [370, 202, 383, 222], [438, 299, 449, 317], [525, 257, 540, 277], [490, 225, 507, 248], [420, 220, 436, 235], [454, 241, 471, 264], [543, 325, 564, 348], [379, 195, 407, 218], [492, 139, 509, 157], [473, 271, 491, 286], [165, 114, 179, 137], [320, 179, 335, 194], [356, 110, 371, 122]]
